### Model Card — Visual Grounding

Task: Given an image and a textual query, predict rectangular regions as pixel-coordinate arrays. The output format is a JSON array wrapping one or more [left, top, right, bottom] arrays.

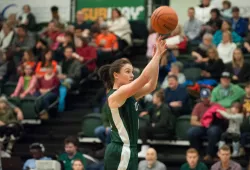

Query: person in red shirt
[[35, 49, 58, 77], [37, 65, 60, 119], [40, 21, 61, 48], [75, 37, 97, 72]]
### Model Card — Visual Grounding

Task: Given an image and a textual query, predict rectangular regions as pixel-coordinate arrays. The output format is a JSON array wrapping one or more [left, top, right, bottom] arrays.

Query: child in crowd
[[11, 65, 37, 98], [17, 50, 36, 75], [217, 102, 244, 157], [220, 0, 232, 19]]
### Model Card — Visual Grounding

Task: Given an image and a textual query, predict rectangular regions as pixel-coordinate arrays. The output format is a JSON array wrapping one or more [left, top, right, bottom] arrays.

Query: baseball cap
[[200, 88, 211, 98], [221, 71, 231, 79]]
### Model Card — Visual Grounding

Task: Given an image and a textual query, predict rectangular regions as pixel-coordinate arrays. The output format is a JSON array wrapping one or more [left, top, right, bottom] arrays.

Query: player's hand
[[154, 36, 167, 59]]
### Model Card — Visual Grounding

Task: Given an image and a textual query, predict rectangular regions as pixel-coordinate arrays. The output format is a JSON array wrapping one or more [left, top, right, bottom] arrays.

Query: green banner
[[76, 0, 145, 21]]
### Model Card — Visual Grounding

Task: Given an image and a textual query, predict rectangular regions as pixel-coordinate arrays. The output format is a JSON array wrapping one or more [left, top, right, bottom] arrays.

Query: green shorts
[[104, 143, 138, 170]]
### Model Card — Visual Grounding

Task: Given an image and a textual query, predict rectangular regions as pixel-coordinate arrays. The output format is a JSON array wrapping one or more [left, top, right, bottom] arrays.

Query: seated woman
[[35, 49, 58, 77], [225, 48, 250, 83], [161, 62, 186, 89], [0, 97, 23, 157], [11, 65, 37, 98], [217, 31, 237, 64], [0, 22, 15, 52], [213, 20, 242, 46], [191, 33, 215, 64], [17, 50, 36, 75], [37, 65, 60, 119], [243, 23, 250, 54], [200, 47, 224, 83], [138, 90, 176, 157]]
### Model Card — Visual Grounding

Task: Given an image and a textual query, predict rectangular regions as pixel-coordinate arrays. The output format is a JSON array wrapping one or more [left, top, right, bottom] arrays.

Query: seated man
[[164, 75, 190, 116], [58, 46, 81, 112], [0, 96, 23, 157], [188, 88, 224, 161], [58, 136, 86, 170], [180, 148, 208, 170], [211, 145, 241, 170], [211, 72, 245, 108], [23, 143, 51, 170], [138, 148, 166, 170], [230, 7, 248, 37]]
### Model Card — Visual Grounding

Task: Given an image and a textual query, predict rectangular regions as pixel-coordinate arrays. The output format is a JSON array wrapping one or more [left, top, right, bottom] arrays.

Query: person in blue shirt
[[23, 143, 51, 170], [231, 7, 248, 37]]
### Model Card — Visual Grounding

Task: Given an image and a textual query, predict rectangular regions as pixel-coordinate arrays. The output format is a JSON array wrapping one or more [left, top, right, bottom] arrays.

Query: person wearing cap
[[231, 7, 248, 37], [211, 71, 245, 108], [161, 61, 186, 89], [23, 143, 51, 170], [188, 88, 223, 161]]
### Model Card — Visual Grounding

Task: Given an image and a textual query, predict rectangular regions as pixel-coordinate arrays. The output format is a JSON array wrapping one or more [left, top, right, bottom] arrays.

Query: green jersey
[[107, 89, 139, 147]]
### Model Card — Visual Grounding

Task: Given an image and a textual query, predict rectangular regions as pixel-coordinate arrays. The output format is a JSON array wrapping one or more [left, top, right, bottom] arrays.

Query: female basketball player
[[98, 36, 167, 170]]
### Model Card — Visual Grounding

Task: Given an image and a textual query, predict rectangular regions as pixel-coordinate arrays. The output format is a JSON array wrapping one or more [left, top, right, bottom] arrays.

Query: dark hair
[[64, 136, 78, 146], [223, 1, 231, 8], [51, 6, 58, 12], [98, 58, 132, 90], [72, 159, 84, 167], [210, 8, 221, 17], [41, 49, 53, 67], [222, 20, 232, 30], [17, 24, 27, 32], [232, 102, 243, 113], [245, 82, 250, 88], [23, 50, 34, 62], [154, 89, 165, 102], [232, 6, 240, 12], [167, 75, 178, 81], [64, 45, 74, 52], [29, 143, 45, 152], [112, 8, 122, 17]]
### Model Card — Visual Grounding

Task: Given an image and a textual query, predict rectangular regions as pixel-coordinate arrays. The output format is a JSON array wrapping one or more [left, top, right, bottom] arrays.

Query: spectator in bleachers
[[211, 145, 241, 170], [217, 31, 237, 64], [138, 148, 166, 170], [192, 33, 214, 64], [184, 7, 202, 43], [33, 38, 48, 61], [91, 17, 105, 39], [231, 7, 248, 37], [37, 65, 60, 119], [51, 6, 67, 27], [55, 31, 75, 62], [146, 28, 157, 60], [6, 14, 18, 28], [17, 50, 36, 75], [72, 159, 84, 170], [195, 0, 214, 24], [180, 148, 208, 170], [243, 23, 250, 53], [74, 10, 90, 33], [161, 62, 186, 89], [58, 46, 81, 112], [138, 90, 175, 157], [205, 8, 223, 34], [221, 1, 232, 19], [188, 88, 222, 161], [213, 20, 242, 46], [18, 5, 36, 32], [167, 25, 188, 57], [11, 64, 37, 98], [58, 136, 86, 170], [94, 103, 110, 157], [0, 97, 23, 157], [217, 102, 243, 157], [164, 75, 190, 116], [211, 71, 245, 108], [11, 24, 35, 59], [107, 8, 132, 49], [200, 47, 224, 82], [0, 50, 9, 81], [225, 48, 250, 83], [40, 22, 61, 49], [35, 49, 58, 77], [0, 22, 14, 52], [23, 143, 51, 170]]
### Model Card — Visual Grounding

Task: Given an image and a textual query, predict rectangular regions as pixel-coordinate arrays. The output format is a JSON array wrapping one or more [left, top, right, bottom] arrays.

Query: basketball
[[151, 6, 178, 35]]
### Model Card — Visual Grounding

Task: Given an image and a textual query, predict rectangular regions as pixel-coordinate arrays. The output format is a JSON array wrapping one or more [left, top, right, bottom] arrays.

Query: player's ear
[[113, 72, 119, 79]]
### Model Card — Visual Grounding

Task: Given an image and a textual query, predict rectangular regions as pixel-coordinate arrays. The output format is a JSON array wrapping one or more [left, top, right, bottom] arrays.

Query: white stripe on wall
[[111, 108, 131, 170]]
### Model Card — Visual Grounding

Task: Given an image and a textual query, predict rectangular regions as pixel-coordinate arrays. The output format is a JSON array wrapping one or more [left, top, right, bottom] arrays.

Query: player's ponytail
[[98, 58, 132, 90], [98, 64, 113, 90]]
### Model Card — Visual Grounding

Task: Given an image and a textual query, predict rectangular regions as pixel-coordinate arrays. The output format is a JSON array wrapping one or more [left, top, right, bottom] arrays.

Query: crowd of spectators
[[1, 0, 250, 169]]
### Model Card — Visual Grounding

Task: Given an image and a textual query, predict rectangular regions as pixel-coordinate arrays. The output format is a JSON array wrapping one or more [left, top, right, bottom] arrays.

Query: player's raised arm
[[98, 37, 166, 108]]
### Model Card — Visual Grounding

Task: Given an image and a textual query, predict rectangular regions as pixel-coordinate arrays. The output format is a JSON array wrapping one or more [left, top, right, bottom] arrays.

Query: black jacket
[[204, 59, 224, 81], [225, 62, 250, 83], [19, 13, 36, 32]]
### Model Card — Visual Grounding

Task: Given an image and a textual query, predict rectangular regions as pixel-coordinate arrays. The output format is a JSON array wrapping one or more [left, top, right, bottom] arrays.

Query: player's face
[[72, 160, 84, 170], [186, 153, 198, 168], [114, 64, 134, 85]]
